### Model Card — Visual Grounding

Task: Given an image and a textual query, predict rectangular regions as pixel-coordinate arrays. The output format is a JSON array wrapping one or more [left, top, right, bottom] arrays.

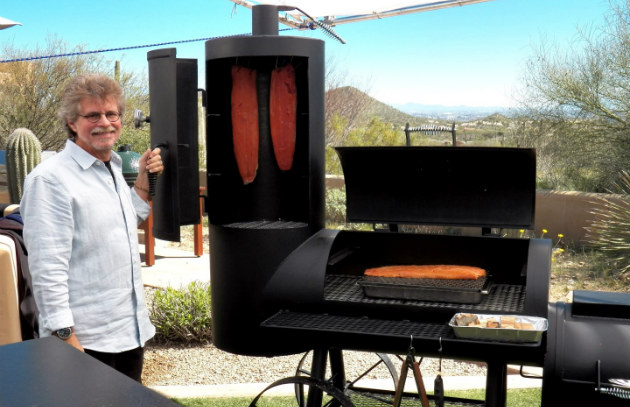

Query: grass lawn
[[172, 388, 542, 406]]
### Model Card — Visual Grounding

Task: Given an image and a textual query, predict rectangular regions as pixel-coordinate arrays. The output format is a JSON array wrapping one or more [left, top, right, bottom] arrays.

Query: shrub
[[326, 187, 347, 226], [150, 281, 212, 343], [585, 171, 630, 275]]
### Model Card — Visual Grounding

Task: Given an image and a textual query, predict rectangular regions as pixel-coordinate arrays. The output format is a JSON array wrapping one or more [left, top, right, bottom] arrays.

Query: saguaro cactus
[[6, 128, 41, 203]]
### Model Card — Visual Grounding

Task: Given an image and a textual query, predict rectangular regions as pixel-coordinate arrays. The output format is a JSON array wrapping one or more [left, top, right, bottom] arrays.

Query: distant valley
[[329, 87, 515, 126], [390, 102, 513, 121]]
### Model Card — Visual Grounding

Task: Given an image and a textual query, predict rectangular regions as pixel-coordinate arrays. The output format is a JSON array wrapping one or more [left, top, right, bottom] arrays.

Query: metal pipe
[[252, 4, 278, 36], [326, 0, 497, 26]]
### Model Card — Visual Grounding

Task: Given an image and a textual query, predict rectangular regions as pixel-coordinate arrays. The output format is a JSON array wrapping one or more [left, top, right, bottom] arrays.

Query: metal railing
[[404, 122, 457, 146]]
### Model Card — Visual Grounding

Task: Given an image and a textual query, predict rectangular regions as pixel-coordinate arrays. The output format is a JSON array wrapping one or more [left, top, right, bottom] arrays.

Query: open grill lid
[[335, 146, 536, 229]]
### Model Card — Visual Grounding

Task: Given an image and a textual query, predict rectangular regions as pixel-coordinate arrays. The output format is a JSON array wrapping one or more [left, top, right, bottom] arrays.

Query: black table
[[0, 337, 180, 407]]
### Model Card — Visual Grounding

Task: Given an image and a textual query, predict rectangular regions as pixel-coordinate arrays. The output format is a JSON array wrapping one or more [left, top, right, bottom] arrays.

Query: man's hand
[[139, 147, 164, 176], [64, 334, 84, 352], [134, 147, 164, 200]]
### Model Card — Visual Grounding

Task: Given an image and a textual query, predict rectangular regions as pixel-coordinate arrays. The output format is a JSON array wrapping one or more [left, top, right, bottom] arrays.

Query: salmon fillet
[[231, 65, 259, 184], [364, 265, 486, 280], [269, 64, 297, 171]]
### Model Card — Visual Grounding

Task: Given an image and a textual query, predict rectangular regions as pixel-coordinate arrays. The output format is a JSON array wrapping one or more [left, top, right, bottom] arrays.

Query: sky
[[0, 0, 617, 108]]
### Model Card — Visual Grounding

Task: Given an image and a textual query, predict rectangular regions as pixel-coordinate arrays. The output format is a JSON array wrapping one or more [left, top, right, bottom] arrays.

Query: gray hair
[[58, 73, 125, 139]]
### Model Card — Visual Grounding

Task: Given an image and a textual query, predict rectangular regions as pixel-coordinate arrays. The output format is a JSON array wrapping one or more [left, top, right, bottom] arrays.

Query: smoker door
[[336, 146, 536, 229], [148, 47, 200, 242]]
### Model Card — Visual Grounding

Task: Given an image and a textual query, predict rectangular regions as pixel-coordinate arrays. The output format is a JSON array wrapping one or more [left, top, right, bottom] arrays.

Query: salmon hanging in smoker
[[231, 65, 259, 184], [269, 64, 297, 171]]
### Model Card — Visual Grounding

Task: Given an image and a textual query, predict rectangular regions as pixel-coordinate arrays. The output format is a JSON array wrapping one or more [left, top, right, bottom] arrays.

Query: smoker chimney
[[252, 4, 279, 36]]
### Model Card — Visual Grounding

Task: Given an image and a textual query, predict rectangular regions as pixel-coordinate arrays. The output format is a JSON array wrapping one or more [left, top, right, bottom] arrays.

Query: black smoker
[[205, 5, 325, 356], [261, 146, 550, 407], [197, 5, 630, 406]]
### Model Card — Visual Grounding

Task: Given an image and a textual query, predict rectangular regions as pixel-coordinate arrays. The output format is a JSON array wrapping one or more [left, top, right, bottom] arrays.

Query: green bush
[[584, 170, 630, 275], [150, 281, 212, 343], [326, 187, 347, 226], [325, 187, 391, 232]]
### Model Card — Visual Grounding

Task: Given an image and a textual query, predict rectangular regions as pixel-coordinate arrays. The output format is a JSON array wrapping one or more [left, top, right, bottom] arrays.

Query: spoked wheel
[[295, 350, 399, 406], [249, 376, 354, 407]]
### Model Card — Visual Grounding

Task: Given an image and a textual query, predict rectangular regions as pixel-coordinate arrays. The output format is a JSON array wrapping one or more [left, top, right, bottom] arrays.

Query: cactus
[[6, 128, 41, 203]]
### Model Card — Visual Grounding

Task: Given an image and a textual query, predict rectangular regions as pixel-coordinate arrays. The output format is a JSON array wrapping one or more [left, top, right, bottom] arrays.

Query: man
[[20, 73, 164, 382]]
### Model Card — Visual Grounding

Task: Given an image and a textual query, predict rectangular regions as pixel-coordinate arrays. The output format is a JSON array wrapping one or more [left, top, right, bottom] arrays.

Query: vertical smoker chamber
[[205, 10, 325, 355]]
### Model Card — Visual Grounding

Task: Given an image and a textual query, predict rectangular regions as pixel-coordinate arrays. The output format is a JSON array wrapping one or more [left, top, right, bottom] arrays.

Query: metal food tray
[[449, 313, 548, 343], [359, 276, 490, 304]]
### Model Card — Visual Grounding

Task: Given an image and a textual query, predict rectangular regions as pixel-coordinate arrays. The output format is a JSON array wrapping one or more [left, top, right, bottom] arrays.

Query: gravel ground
[[142, 341, 489, 387], [142, 285, 488, 387]]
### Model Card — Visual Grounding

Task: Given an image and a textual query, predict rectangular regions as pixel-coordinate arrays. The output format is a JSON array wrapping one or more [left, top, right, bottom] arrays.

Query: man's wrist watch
[[53, 327, 73, 340]]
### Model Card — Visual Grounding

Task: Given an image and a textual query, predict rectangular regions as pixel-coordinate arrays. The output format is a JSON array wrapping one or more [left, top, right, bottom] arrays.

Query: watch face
[[56, 328, 72, 340]]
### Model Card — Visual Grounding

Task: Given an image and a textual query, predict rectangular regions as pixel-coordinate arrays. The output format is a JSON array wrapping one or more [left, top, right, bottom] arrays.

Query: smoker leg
[[307, 348, 328, 407], [329, 348, 346, 392], [485, 361, 507, 407]]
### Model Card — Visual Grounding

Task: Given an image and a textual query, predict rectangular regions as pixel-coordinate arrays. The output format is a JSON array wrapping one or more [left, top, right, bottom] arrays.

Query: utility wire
[[0, 28, 293, 64]]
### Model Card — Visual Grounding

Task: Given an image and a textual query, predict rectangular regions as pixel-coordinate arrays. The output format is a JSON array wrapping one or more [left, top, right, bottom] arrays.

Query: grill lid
[[335, 146, 536, 228]]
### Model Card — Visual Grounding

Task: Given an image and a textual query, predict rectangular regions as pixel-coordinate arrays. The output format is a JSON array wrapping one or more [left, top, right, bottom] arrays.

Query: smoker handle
[[149, 142, 169, 196], [148, 172, 157, 197]]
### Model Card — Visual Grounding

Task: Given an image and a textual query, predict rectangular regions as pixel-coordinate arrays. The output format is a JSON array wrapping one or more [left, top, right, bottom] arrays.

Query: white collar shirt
[[21, 140, 155, 352]]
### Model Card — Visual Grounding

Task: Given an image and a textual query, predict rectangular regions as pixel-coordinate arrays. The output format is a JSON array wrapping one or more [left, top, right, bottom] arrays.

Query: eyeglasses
[[78, 112, 121, 123]]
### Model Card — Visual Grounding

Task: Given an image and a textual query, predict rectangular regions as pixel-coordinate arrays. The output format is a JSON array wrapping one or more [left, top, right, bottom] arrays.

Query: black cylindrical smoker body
[[205, 5, 325, 356]]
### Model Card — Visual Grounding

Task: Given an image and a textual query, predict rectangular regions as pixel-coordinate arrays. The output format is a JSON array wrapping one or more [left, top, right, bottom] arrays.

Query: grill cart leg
[[307, 348, 328, 407], [485, 361, 508, 407], [329, 349, 347, 391]]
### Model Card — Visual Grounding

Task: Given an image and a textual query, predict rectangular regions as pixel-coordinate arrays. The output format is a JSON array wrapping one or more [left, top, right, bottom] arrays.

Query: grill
[[324, 275, 525, 312], [200, 5, 630, 407], [358, 275, 490, 304], [264, 311, 453, 341]]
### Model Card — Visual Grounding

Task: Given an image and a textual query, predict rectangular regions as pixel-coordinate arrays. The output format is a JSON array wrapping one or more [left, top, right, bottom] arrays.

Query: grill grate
[[324, 275, 526, 313], [262, 310, 453, 339], [223, 220, 308, 229], [362, 275, 487, 290]]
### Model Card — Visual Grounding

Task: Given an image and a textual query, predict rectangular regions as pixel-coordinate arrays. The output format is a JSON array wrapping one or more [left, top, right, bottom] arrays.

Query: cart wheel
[[295, 350, 399, 405], [249, 376, 354, 407]]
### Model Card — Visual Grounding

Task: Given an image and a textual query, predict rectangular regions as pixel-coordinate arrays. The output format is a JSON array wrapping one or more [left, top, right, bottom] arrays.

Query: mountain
[[327, 86, 426, 127], [362, 92, 425, 125], [327, 86, 510, 125]]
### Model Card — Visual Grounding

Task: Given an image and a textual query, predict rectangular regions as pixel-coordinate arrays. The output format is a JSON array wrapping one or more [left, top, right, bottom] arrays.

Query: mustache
[[90, 126, 117, 135]]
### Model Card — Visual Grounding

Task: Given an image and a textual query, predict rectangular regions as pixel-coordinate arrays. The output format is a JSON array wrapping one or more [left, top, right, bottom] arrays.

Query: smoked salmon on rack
[[364, 265, 487, 280]]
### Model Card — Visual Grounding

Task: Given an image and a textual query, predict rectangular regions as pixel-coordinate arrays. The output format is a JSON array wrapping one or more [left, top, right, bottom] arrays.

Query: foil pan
[[359, 276, 490, 304], [449, 313, 548, 343]]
